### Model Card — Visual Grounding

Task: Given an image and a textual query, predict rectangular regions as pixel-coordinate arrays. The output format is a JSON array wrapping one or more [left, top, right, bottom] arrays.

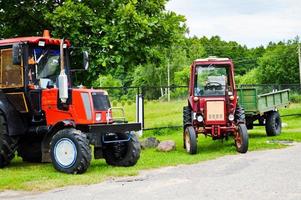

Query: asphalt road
[[1, 143, 301, 200]]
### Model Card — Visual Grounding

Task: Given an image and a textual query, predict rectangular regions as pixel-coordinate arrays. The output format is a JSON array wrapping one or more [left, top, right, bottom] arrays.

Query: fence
[[97, 84, 301, 131]]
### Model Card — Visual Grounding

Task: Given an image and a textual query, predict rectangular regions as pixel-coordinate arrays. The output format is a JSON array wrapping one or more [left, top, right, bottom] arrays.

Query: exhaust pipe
[[58, 38, 68, 103]]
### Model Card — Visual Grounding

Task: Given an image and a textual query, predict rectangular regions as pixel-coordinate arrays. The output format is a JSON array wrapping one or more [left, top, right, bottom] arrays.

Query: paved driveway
[[1, 143, 301, 200]]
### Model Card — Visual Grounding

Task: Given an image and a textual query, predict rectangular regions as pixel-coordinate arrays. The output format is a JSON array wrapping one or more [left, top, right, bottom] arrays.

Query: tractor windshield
[[33, 48, 60, 82], [194, 64, 230, 96]]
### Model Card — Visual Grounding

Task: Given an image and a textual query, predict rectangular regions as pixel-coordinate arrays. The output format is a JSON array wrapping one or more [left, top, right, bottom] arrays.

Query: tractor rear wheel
[[235, 124, 249, 153], [50, 128, 91, 174], [103, 132, 141, 167], [183, 106, 192, 149], [184, 126, 197, 154], [17, 136, 43, 163], [0, 112, 18, 168], [265, 111, 281, 136], [234, 105, 246, 123]]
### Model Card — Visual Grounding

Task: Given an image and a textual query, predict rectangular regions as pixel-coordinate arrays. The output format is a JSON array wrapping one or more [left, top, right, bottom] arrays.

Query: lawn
[[0, 103, 300, 191]]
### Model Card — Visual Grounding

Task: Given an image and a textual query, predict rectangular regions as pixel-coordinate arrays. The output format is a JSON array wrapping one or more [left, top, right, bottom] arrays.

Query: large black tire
[[265, 111, 282, 136], [184, 126, 197, 154], [234, 105, 246, 123], [103, 132, 141, 167], [183, 106, 192, 149], [183, 106, 192, 126], [0, 112, 18, 168], [50, 128, 91, 174], [235, 124, 249, 153], [17, 136, 43, 163]]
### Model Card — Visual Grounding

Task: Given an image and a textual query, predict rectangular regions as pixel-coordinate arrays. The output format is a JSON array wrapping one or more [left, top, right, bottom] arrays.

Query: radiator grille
[[206, 101, 224, 121], [6, 92, 28, 113]]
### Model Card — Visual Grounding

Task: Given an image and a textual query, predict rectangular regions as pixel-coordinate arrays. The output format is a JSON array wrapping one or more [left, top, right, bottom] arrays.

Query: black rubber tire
[[183, 106, 192, 149], [234, 105, 246, 123], [184, 126, 197, 154], [17, 136, 43, 163], [50, 128, 91, 174], [103, 132, 141, 167], [265, 111, 282, 136], [0, 112, 18, 168], [183, 106, 192, 126], [235, 124, 249, 153]]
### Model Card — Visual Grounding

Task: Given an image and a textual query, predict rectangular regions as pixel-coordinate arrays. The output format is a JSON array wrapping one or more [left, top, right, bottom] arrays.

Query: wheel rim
[[275, 116, 280, 130], [185, 130, 191, 152], [235, 129, 242, 149], [54, 138, 77, 168]]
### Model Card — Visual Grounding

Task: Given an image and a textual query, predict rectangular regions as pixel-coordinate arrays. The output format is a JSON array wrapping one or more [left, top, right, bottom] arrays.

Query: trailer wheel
[[183, 106, 192, 149], [50, 128, 91, 174], [265, 111, 282, 136], [235, 124, 249, 153], [184, 126, 197, 154], [103, 132, 140, 167], [0, 112, 18, 168]]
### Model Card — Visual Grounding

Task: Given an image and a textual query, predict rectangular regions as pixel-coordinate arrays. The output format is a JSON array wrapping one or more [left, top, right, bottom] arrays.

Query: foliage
[[236, 67, 261, 85], [257, 40, 299, 84]]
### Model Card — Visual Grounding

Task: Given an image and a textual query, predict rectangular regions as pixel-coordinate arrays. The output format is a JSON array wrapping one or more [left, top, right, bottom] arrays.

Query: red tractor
[[183, 57, 248, 154], [0, 31, 141, 174]]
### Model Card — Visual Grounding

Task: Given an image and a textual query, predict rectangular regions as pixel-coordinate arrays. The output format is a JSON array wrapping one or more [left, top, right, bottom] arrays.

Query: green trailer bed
[[237, 88, 290, 115], [237, 88, 290, 136]]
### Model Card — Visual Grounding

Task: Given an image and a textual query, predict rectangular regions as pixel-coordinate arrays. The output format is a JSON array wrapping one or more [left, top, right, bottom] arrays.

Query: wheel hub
[[54, 138, 77, 168]]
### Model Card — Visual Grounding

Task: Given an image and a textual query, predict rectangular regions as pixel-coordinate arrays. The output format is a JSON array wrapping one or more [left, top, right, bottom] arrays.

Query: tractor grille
[[6, 92, 28, 113], [206, 101, 225, 121]]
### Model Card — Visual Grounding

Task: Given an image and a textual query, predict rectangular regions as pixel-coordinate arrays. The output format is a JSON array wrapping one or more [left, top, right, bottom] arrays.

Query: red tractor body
[[183, 57, 248, 154]]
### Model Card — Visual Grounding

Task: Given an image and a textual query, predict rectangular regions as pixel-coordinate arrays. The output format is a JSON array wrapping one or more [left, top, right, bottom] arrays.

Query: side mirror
[[83, 51, 89, 70], [12, 43, 22, 65]]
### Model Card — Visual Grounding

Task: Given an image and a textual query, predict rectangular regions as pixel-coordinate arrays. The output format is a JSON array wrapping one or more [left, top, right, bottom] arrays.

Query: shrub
[[290, 93, 301, 103]]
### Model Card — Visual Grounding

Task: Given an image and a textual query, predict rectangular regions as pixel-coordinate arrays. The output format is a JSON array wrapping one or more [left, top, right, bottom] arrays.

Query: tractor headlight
[[229, 96, 235, 100], [96, 113, 101, 121], [228, 114, 234, 121], [197, 115, 203, 122]]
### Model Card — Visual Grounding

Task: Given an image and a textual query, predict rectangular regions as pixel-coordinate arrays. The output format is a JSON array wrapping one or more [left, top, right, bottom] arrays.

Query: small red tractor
[[0, 30, 141, 174], [183, 57, 248, 154]]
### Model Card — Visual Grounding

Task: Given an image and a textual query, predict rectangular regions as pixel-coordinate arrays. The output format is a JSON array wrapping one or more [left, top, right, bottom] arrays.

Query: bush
[[127, 100, 133, 106], [112, 100, 118, 107], [290, 93, 301, 103]]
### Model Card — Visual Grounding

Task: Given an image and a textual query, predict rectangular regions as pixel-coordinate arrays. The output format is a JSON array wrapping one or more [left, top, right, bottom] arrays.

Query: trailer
[[237, 88, 290, 136]]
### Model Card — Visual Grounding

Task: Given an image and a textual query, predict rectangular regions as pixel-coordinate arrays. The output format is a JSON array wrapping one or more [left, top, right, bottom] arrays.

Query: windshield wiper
[[36, 50, 49, 64]]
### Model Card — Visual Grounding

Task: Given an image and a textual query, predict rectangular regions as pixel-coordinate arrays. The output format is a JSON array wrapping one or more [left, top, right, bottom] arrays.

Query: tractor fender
[[41, 120, 76, 162], [0, 91, 26, 136]]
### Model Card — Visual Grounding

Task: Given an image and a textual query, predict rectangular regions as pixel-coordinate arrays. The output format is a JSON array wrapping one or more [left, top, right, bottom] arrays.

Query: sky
[[166, 0, 301, 47]]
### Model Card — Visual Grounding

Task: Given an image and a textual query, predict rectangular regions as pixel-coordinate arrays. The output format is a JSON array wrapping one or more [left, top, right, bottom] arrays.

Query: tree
[[257, 40, 299, 84]]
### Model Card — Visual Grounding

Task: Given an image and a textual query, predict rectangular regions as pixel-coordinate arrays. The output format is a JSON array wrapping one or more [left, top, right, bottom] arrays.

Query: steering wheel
[[205, 82, 223, 90]]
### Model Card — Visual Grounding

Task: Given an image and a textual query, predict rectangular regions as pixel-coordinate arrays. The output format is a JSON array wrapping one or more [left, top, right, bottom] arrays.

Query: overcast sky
[[166, 0, 301, 47]]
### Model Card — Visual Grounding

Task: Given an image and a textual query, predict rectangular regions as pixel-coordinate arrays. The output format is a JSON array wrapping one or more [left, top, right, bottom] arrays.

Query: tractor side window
[[195, 65, 228, 96], [0, 48, 23, 88]]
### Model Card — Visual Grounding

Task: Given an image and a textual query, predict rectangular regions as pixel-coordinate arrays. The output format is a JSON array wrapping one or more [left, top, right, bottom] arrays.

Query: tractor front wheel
[[184, 126, 197, 154], [50, 128, 91, 174], [103, 132, 141, 167], [235, 124, 249, 153]]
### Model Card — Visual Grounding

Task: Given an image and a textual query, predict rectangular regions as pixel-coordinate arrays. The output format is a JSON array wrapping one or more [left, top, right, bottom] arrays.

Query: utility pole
[[167, 59, 171, 102], [299, 43, 301, 85]]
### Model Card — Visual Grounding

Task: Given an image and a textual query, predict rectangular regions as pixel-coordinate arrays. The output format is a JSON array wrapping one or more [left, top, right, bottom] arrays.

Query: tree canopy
[[0, 0, 299, 89]]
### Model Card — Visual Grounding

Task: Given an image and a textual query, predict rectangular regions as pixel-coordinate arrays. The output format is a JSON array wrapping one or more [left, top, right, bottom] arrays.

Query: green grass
[[0, 103, 301, 191]]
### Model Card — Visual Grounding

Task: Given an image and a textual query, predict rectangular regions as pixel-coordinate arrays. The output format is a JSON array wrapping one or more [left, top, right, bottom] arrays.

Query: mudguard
[[0, 91, 26, 136]]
